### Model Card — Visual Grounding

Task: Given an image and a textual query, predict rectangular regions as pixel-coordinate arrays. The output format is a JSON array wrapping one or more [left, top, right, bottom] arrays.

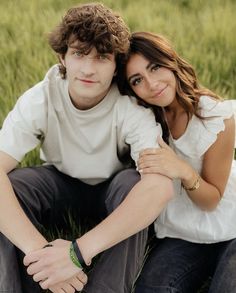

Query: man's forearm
[[77, 173, 173, 264], [0, 168, 47, 253]]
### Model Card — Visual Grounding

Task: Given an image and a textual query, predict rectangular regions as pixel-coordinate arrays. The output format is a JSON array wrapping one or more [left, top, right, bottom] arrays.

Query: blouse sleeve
[[174, 96, 234, 157]]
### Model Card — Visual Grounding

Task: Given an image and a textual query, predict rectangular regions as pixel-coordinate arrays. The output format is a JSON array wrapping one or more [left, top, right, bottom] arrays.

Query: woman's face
[[126, 53, 177, 108]]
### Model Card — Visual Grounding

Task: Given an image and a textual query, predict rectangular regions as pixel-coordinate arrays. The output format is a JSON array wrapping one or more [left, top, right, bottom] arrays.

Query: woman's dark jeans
[[135, 237, 236, 293]]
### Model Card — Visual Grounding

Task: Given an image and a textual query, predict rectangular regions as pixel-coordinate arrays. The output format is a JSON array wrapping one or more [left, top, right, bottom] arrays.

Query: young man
[[0, 3, 173, 293]]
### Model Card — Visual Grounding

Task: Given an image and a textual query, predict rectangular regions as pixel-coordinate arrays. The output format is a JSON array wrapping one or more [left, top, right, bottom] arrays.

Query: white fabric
[[0, 65, 161, 185], [155, 96, 236, 243]]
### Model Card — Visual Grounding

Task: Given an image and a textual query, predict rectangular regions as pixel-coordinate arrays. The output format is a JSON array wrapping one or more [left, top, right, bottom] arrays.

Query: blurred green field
[[1, 0, 235, 118], [1, 0, 235, 165]]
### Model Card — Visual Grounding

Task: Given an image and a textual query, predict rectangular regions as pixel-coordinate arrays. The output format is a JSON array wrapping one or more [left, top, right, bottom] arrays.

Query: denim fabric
[[83, 169, 148, 293], [209, 238, 236, 293], [0, 166, 147, 293], [135, 237, 236, 293]]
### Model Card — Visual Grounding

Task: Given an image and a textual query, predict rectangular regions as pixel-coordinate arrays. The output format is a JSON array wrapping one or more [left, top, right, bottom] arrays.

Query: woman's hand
[[23, 239, 87, 290], [138, 136, 190, 180]]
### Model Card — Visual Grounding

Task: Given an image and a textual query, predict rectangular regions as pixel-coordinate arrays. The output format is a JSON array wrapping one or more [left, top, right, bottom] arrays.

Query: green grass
[[0, 0, 235, 128], [1, 0, 235, 163], [0, 0, 235, 292]]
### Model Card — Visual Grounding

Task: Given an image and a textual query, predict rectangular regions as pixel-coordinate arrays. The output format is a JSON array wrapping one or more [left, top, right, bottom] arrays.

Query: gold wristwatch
[[182, 174, 200, 191]]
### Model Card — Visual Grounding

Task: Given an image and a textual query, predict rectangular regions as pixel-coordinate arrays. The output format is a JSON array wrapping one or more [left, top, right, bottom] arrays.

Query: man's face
[[60, 41, 116, 110]]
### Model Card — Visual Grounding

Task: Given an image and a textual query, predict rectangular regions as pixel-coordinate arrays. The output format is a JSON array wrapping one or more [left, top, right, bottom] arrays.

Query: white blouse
[[155, 96, 236, 243]]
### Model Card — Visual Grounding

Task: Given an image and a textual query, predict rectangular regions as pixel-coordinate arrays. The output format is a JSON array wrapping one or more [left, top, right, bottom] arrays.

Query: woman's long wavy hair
[[117, 31, 221, 143]]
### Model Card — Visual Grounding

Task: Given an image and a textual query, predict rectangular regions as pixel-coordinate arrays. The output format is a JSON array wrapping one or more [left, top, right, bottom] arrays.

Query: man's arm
[[0, 150, 47, 253], [78, 173, 173, 261], [24, 172, 173, 289], [0, 150, 88, 292]]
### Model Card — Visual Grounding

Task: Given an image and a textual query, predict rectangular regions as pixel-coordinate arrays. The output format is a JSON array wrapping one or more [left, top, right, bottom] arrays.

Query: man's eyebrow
[[68, 45, 81, 49]]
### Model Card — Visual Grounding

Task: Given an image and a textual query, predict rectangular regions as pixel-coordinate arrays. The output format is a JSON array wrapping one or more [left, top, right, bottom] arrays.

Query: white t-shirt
[[0, 65, 162, 185], [155, 96, 236, 243]]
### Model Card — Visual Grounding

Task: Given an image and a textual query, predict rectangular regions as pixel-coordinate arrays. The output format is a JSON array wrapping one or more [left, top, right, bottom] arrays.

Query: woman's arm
[[193, 116, 235, 210], [138, 116, 235, 211]]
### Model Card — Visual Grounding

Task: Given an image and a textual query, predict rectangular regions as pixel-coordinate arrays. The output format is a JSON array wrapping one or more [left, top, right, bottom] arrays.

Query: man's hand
[[49, 271, 88, 293], [23, 239, 85, 290]]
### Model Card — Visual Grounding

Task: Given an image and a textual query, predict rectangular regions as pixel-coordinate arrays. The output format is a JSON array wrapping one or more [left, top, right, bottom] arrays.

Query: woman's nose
[[146, 76, 158, 91]]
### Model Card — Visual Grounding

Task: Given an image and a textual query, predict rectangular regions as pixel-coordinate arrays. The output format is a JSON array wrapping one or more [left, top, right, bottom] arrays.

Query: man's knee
[[7, 166, 55, 228], [112, 168, 140, 191], [105, 169, 140, 213]]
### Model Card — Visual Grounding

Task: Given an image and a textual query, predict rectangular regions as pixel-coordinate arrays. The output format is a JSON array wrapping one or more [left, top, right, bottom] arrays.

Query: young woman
[[117, 31, 236, 293]]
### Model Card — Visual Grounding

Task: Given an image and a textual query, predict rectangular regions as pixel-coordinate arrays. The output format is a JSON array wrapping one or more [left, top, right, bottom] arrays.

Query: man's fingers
[[76, 271, 88, 285], [70, 276, 85, 291], [23, 248, 47, 266]]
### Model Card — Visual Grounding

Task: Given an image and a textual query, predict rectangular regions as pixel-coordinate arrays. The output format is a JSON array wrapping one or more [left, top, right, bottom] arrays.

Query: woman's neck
[[164, 105, 189, 140]]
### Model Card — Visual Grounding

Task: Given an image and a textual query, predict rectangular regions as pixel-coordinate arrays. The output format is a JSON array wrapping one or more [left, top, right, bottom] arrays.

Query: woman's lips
[[153, 85, 168, 98]]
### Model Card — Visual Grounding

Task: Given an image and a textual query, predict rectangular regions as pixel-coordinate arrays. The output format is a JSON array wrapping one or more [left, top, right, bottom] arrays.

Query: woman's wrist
[[181, 168, 200, 191], [180, 162, 195, 182]]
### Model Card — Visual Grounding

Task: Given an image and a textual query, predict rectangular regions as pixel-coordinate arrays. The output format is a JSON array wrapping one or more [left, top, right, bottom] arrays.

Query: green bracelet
[[69, 242, 83, 269]]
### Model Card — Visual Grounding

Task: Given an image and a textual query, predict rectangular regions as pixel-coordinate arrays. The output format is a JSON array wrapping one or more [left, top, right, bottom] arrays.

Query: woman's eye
[[151, 64, 160, 71], [131, 77, 142, 86]]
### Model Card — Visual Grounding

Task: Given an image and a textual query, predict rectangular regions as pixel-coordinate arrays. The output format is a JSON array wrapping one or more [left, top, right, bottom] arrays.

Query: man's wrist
[[75, 238, 93, 266], [24, 239, 48, 254]]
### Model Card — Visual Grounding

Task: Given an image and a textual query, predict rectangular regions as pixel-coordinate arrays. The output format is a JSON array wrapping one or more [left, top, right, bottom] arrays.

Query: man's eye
[[97, 54, 108, 60], [73, 51, 83, 57]]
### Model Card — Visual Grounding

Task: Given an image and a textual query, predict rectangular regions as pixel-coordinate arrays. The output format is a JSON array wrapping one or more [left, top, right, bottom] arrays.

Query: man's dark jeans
[[0, 166, 147, 293]]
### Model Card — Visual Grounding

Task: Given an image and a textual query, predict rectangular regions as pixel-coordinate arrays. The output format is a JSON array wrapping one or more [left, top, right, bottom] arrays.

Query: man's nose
[[80, 58, 95, 76]]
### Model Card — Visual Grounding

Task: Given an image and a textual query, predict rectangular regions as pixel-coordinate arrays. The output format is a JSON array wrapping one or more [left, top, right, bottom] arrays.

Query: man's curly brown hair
[[48, 3, 130, 78]]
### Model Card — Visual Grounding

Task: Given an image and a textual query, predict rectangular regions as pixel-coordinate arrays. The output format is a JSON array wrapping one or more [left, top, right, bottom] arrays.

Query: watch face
[[182, 175, 200, 191], [190, 176, 200, 191], [195, 179, 200, 190]]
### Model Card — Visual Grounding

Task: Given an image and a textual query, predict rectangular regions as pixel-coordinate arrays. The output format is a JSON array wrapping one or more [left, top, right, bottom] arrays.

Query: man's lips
[[78, 78, 97, 84]]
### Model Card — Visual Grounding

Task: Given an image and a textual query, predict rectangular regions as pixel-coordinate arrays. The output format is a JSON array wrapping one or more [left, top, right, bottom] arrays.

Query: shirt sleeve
[[0, 83, 47, 162], [120, 97, 162, 165], [174, 96, 234, 157]]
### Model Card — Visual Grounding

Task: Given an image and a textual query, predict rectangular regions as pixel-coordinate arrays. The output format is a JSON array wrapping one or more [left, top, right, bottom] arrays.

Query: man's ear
[[58, 54, 66, 67]]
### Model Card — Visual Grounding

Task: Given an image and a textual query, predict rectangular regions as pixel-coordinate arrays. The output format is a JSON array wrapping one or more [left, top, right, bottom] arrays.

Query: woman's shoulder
[[173, 96, 234, 157], [198, 95, 233, 119]]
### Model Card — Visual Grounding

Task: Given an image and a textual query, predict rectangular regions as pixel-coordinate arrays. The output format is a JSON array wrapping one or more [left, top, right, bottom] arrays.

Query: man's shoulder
[[18, 64, 64, 105], [110, 84, 139, 108]]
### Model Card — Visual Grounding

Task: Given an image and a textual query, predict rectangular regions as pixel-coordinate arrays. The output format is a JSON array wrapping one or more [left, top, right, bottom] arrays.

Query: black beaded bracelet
[[72, 239, 86, 267]]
